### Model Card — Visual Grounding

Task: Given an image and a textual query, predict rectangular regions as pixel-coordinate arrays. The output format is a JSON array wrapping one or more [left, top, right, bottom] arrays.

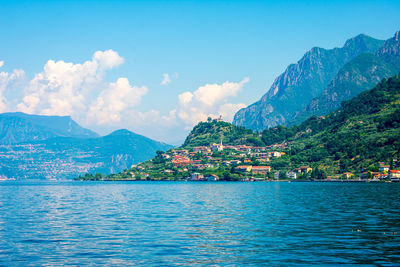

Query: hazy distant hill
[[0, 113, 173, 179], [233, 33, 384, 131], [0, 112, 99, 145]]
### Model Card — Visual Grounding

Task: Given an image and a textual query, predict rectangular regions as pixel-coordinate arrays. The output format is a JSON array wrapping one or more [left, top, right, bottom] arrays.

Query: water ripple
[[0, 181, 399, 265]]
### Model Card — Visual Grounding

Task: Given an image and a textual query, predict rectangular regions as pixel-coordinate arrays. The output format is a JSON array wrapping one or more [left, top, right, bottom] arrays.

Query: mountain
[[0, 114, 173, 179], [293, 31, 400, 124], [0, 112, 99, 145], [233, 34, 384, 131], [261, 73, 400, 175]]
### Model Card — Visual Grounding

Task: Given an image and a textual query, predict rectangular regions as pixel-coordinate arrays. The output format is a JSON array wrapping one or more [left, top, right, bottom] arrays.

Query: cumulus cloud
[[18, 50, 125, 116], [15, 50, 150, 127], [0, 69, 26, 112], [176, 77, 249, 126], [87, 78, 148, 124], [217, 103, 247, 122], [0, 61, 4, 68], [93, 50, 124, 69], [160, 73, 171, 85]]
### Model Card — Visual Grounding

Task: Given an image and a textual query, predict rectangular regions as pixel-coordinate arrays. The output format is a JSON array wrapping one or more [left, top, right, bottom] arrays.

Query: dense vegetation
[[261, 73, 400, 175], [182, 118, 264, 148]]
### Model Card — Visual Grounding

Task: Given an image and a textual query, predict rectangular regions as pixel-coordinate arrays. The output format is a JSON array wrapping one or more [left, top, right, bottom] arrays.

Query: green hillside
[[261, 73, 400, 175], [182, 119, 263, 148]]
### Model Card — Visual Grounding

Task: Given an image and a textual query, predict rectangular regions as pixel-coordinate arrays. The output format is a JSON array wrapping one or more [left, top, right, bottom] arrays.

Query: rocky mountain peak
[[232, 32, 385, 131], [344, 34, 368, 48], [375, 30, 400, 58]]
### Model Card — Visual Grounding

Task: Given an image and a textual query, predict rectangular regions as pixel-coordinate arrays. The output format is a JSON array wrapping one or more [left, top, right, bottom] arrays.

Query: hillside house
[[379, 165, 390, 172], [295, 166, 312, 173], [211, 143, 224, 152], [251, 166, 271, 175], [360, 172, 383, 180], [268, 151, 284, 158], [171, 149, 189, 156], [190, 173, 204, 181], [286, 171, 297, 179], [342, 172, 354, 179], [389, 170, 400, 180], [193, 146, 211, 153], [172, 155, 192, 167], [256, 158, 270, 163], [235, 165, 252, 172]]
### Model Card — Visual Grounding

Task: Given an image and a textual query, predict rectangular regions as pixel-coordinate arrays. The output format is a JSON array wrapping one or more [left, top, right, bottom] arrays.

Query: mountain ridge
[[0, 112, 99, 145], [292, 30, 400, 124], [233, 33, 386, 131]]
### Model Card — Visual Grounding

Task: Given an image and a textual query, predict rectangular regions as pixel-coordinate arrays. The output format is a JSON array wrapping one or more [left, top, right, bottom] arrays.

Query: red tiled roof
[[252, 166, 271, 170]]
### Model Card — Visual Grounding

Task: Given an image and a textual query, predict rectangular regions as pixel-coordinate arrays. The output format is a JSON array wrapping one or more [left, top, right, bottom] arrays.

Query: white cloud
[[0, 69, 26, 112], [16, 50, 145, 125], [160, 73, 171, 85], [193, 77, 249, 107], [87, 78, 148, 124], [218, 103, 247, 122], [93, 50, 125, 70], [176, 77, 249, 126], [178, 91, 193, 105], [0, 61, 4, 68]]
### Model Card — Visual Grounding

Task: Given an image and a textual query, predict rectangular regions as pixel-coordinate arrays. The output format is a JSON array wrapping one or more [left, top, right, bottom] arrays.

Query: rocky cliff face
[[292, 31, 400, 123], [233, 34, 385, 131]]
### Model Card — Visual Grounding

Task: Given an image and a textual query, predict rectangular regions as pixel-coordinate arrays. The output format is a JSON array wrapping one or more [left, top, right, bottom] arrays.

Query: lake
[[0, 181, 399, 265]]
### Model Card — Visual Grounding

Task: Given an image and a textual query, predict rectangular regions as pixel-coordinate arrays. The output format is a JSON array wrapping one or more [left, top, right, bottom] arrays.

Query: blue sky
[[0, 0, 399, 144]]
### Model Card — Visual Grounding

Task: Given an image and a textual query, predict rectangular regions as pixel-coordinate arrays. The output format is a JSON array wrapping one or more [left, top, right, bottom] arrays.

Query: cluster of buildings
[[130, 139, 400, 182], [166, 143, 285, 170], [129, 141, 299, 181], [188, 173, 219, 181], [356, 163, 400, 181]]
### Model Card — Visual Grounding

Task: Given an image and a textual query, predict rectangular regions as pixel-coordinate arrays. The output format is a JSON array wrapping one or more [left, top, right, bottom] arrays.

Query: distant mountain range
[[233, 30, 400, 131], [0, 113, 172, 179], [0, 112, 99, 145]]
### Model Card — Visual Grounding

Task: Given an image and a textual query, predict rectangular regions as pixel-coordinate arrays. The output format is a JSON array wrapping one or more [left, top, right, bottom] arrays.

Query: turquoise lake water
[[0, 181, 399, 266]]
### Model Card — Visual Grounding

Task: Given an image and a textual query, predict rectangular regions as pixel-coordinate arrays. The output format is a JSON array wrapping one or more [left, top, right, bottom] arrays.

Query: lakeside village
[[93, 140, 400, 182]]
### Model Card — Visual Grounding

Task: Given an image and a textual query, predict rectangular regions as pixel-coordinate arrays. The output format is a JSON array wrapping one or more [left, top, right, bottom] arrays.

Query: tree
[[279, 171, 288, 179]]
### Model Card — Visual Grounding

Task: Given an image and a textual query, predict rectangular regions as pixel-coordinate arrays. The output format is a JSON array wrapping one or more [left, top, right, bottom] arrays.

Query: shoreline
[[74, 178, 398, 183]]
